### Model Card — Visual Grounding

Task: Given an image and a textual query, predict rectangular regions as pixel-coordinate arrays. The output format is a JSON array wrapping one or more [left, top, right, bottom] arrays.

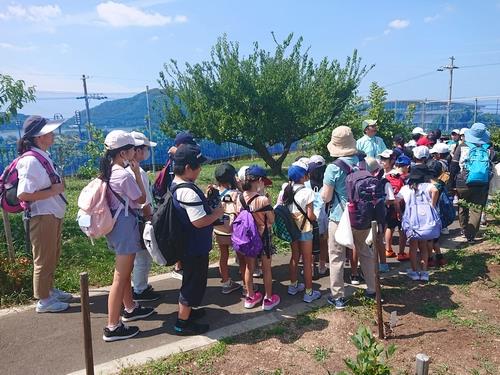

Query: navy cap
[[395, 155, 411, 166], [173, 144, 207, 169], [246, 165, 272, 186], [174, 131, 196, 146], [214, 162, 237, 183], [22, 115, 63, 138]]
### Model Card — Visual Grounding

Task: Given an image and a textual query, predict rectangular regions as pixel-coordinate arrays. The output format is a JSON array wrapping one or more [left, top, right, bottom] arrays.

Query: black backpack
[[151, 183, 203, 266]]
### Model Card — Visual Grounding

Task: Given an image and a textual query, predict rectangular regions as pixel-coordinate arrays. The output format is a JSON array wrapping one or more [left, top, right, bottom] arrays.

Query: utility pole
[[421, 99, 427, 128], [437, 56, 459, 132], [474, 97, 478, 123], [81, 74, 92, 140], [145, 85, 156, 173], [75, 110, 82, 140]]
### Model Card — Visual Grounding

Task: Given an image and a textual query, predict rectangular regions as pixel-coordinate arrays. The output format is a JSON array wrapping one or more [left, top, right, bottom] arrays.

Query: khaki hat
[[327, 126, 357, 158], [361, 119, 377, 131]]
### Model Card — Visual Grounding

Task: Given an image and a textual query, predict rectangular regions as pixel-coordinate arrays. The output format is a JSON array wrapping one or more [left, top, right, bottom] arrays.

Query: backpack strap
[[171, 182, 205, 207], [107, 183, 137, 217], [291, 186, 311, 230], [239, 193, 260, 212], [333, 159, 353, 175]]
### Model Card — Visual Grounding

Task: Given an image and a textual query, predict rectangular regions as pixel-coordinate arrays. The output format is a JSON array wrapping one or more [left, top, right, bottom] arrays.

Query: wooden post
[[415, 353, 430, 375], [1, 209, 15, 262], [79, 272, 95, 375], [371, 220, 384, 339]]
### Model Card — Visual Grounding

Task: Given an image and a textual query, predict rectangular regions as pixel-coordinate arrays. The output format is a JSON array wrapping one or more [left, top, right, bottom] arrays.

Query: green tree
[[158, 33, 372, 174], [77, 124, 105, 179], [0, 74, 36, 124]]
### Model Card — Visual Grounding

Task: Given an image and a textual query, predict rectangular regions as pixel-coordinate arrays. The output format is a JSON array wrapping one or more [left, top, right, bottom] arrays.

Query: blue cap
[[246, 165, 272, 185], [395, 154, 411, 166], [174, 131, 196, 146], [288, 165, 308, 183]]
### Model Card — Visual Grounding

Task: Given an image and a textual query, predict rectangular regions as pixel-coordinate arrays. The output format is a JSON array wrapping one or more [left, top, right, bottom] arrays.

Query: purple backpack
[[402, 188, 442, 241], [231, 194, 272, 258], [0, 150, 60, 213]]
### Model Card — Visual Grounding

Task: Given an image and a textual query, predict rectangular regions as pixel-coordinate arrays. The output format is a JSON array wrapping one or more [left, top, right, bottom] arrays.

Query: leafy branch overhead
[[0, 74, 36, 125], [158, 33, 373, 173]]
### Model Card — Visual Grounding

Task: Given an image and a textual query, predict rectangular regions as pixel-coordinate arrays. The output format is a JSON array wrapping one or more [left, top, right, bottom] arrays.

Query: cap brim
[[148, 141, 157, 147], [33, 120, 63, 136]]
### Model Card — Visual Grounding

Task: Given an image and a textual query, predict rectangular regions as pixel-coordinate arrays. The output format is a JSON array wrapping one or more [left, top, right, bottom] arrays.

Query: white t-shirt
[[16, 147, 66, 219], [397, 183, 433, 205], [287, 184, 315, 232], [173, 177, 207, 222], [385, 182, 395, 201], [126, 166, 153, 207]]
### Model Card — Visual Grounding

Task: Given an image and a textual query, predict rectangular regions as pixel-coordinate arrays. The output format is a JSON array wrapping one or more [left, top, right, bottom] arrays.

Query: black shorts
[[179, 253, 209, 307], [385, 207, 400, 229]]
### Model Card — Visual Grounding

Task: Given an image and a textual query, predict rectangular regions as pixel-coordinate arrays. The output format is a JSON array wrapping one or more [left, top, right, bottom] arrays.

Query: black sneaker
[[122, 305, 155, 322], [350, 275, 362, 285], [189, 308, 206, 321], [133, 286, 160, 302], [174, 319, 209, 336], [103, 323, 139, 342]]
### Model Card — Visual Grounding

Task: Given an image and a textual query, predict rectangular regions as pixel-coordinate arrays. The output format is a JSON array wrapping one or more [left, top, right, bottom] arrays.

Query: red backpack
[[0, 150, 60, 213], [386, 173, 405, 195]]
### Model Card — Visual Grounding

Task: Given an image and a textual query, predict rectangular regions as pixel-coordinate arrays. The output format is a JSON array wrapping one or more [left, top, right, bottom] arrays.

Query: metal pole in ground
[[145, 85, 156, 173], [79, 272, 94, 375], [371, 220, 384, 339], [415, 353, 430, 375]]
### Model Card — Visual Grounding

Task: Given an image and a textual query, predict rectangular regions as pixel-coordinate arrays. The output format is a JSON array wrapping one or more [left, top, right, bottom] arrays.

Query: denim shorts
[[106, 210, 143, 255], [299, 231, 313, 242]]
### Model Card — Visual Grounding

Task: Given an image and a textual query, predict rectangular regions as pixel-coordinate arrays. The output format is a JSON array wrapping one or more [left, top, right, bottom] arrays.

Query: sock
[[222, 279, 231, 287], [290, 281, 298, 287], [305, 288, 312, 295], [125, 302, 138, 313], [39, 297, 52, 305], [106, 322, 121, 331]]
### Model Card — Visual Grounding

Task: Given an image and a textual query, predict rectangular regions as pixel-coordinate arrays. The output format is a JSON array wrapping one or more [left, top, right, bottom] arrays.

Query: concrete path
[[0, 226, 466, 375]]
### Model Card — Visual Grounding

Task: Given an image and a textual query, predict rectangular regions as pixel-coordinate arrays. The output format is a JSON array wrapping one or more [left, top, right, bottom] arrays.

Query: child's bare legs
[[237, 252, 246, 280], [108, 254, 135, 326], [261, 255, 273, 298], [244, 256, 256, 297], [419, 240, 429, 271], [385, 227, 394, 252], [409, 239, 418, 271], [289, 241, 300, 284], [300, 240, 314, 290], [319, 234, 328, 273], [218, 244, 230, 283]]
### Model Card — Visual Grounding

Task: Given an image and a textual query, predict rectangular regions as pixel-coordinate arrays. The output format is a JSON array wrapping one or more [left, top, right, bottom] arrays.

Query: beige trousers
[[328, 221, 376, 299], [30, 214, 63, 299]]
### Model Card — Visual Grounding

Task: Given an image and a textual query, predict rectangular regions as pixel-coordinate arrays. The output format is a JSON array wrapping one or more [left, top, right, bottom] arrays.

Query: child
[[100, 130, 155, 342], [211, 163, 243, 294], [235, 165, 280, 310], [397, 165, 439, 282], [391, 155, 411, 261], [430, 143, 451, 234], [283, 161, 322, 303], [426, 160, 447, 268], [306, 155, 329, 277]]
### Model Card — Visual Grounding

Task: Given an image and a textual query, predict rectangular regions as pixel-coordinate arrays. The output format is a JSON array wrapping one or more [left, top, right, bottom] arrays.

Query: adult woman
[[16, 115, 70, 313], [101, 130, 154, 342]]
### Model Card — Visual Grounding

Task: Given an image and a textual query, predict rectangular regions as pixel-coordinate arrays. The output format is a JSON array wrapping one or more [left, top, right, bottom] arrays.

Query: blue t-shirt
[[356, 135, 387, 158], [323, 156, 359, 222]]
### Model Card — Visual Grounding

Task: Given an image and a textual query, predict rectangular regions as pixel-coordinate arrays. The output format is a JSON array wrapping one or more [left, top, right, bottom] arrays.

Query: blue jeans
[[132, 250, 152, 294]]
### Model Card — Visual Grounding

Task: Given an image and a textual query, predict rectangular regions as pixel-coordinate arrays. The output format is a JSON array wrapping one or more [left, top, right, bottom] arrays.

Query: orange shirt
[[235, 191, 274, 235]]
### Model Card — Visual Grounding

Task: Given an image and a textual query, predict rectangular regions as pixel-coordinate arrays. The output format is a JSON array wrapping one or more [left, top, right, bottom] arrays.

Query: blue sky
[[2, 0, 500, 116]]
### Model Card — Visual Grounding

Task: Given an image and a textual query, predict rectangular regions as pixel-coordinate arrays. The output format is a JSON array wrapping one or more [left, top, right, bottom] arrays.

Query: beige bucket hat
[[327, 125, 357, 157]]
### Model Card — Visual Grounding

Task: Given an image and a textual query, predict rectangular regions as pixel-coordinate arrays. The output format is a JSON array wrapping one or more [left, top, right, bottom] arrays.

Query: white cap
[[365, 157, 381, 173], [451, 128, 460, 135], [130, 131, 157, 147], [378, 149, 394, 159], [459, 127, 468, 135], [237, 166, 249, 181], [413, 145, 430, 160], [412, 127, 427, 136], [309, 154, 326, 167], [292, 158, 309, 170], [430, 143, 450, 154], [104, 130, 136, 150]]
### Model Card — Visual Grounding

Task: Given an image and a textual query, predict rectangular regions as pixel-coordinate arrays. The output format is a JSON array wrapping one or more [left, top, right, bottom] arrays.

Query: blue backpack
[[402, 188, 442, 241], [438, 189, 456, 228], [465, 142, 491, 186]]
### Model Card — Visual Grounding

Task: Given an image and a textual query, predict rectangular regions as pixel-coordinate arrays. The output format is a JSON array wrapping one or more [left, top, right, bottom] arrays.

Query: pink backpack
[[77, 178, 123, 240], [0, 150, 60, 213]]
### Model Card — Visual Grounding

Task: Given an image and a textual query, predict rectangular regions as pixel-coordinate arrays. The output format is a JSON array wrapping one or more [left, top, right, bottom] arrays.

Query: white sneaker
[[287, 282, 305, 296], [303, 290, 321, 303], [252, 267, 263, 278], [50, 288, 73, 302], [36, 298, 69, 313]]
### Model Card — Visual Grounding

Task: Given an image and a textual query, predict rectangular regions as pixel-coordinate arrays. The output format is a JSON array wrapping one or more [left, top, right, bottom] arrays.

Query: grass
[[0, 152, 298, 307]]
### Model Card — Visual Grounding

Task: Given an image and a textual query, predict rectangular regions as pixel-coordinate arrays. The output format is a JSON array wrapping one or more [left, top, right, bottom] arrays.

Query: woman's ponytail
[[99, 151, 113, 181], [16, 137, 35, 155], [282, 181, 295, 205]]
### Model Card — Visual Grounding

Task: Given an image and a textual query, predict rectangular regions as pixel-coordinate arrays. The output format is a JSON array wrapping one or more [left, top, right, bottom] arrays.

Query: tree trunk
[[252, 141, 293, 175]]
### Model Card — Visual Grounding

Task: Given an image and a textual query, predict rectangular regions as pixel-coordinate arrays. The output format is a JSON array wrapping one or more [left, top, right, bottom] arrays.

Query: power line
[[382, 71, 437, 88]]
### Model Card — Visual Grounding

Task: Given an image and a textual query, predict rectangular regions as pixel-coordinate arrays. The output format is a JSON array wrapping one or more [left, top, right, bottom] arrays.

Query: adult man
[[321, 126, 377, 310], [355, 119, 387, 158], [127, 131, 160, 302], [450, 123, 495, 241], [171, 144, 224, 335]]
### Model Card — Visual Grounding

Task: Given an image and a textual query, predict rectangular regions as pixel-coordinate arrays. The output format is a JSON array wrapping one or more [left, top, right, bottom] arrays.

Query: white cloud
[[150, 35, 160, 42], [388, 19, 410, 29], [424, 14, 441, 23], [0, 3, 61, 22], [0, 42, 37, 51], [96, 1, 187, 27]]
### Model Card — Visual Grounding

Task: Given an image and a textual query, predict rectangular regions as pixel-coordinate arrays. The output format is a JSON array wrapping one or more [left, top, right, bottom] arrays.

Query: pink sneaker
[[262, 294, 280, 311], [244, 291, 263, 309]]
